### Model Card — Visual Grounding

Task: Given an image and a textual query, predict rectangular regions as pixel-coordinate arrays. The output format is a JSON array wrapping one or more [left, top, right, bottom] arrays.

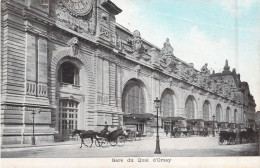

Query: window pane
[[185, 98, 194, 119], [162, 92, 174, 117], [122, 82, 145, 114], [216, 105, 221, 122], [59, 62, 79, 85], [226, 108, 230, 122], [203, 101, 210, 121]]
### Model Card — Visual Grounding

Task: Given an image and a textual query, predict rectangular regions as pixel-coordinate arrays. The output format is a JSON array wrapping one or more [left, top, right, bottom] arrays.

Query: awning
[[187, 119, 204, 125], [162, 117, 185, 122], [123, 113, 154, 121], [187, 119, 204, 122], [248, 119, 255, 123]]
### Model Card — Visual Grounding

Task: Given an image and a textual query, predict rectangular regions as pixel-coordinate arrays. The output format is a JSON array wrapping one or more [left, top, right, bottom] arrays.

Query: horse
[[71, 129, 97, 148]]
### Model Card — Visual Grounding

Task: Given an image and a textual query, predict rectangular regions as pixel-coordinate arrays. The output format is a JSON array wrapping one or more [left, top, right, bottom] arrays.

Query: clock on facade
[[61, 0, 93, 16]]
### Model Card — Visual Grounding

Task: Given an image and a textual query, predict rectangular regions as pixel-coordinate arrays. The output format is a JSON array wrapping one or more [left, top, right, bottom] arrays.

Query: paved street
[[1, 136, 259, 158]]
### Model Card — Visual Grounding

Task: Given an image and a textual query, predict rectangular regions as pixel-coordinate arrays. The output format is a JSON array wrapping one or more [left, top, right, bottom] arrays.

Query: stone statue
[[159, 38, 177, 72], [127, 30, 147, 59], [133, 30, 142, 54], [201, 63, 210, 75], [161, 38, 173, 58]]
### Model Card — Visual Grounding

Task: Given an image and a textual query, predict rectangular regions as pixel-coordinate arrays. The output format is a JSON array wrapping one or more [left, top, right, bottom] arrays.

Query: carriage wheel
[[117, 136, 126, 147], [110, 140, 117, 146], [126, 133, 133, 141], [218, 137, 224, 145], [101, 138, 108, 148], [129, 132, 135, 141], [95, 139, 101, 147]]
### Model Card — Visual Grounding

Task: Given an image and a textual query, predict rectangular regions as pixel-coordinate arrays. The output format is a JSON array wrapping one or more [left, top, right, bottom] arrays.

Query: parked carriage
[[169, 117, 191, 138], [204, 121, 217, 136], [123, 113, 154, 137], [219, 122, 229, 132], [125, 129, 136, 141], [187, 119, 205, 136], [238, 127, 256, 144]]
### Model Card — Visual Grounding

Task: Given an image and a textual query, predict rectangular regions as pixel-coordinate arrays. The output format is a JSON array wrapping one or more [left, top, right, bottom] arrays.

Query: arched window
[[58, 62, 79, 85], [185, 96, 195, 119], [226, 107, 230, 122], [203, 100, 210, 121], [216, 104, 222, 122], [161, 90, 174, 117], [234, 109, 237, 123], [122, 80, 145, 114]]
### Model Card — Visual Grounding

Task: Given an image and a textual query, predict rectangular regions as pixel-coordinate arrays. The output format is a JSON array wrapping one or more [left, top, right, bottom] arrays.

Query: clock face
[[62, 0, 93, 16]]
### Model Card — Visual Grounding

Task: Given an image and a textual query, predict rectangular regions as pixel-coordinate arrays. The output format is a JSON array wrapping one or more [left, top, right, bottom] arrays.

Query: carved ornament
[[53, 0, 96, 36], [67, 37, 79, 56], [61, 0, 93, 16]]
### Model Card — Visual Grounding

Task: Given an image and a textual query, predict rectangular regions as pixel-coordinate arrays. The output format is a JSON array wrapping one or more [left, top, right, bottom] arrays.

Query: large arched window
[[234, 109, 237, 123], [122, 80, 146, 114], [203, 100, 210, 121], [216, 104, 222, 122], [185, 96, 196, 119], [226, 107, 230, 122], [161, 90, 174, 117], [58, 62, 79, 85]]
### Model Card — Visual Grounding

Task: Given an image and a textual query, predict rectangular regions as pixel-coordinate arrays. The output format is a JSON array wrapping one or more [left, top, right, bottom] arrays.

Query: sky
[[112, 0, 260, 111]]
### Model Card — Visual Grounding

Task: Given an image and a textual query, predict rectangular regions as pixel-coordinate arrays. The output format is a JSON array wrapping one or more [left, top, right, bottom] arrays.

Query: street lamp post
[[31, 108, 40, 145], [212, 115, 215, 137], [31, 111, 36, 145], [154, 97, 161, 154]]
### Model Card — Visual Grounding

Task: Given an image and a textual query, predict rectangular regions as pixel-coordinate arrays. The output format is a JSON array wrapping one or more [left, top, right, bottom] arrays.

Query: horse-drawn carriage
[[218, 131, 236, 145], [95, 127, 126, 147], [71, 126, 127, 148], [218, 125, 256, 145]]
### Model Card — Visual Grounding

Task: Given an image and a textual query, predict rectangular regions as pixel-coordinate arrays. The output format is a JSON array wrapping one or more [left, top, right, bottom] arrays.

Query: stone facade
[[1, 0, 256, 144]]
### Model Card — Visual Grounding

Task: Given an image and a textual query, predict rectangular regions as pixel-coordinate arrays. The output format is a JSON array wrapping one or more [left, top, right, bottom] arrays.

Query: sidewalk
[[1, 141, 79, 149]]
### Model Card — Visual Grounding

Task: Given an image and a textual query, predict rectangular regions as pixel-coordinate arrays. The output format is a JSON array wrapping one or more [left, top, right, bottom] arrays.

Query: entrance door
[[59, 100, 78, 141]]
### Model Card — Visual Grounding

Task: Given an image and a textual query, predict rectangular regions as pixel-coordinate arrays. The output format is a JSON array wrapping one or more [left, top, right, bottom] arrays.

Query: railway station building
[[1, 0, 256, 144]]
